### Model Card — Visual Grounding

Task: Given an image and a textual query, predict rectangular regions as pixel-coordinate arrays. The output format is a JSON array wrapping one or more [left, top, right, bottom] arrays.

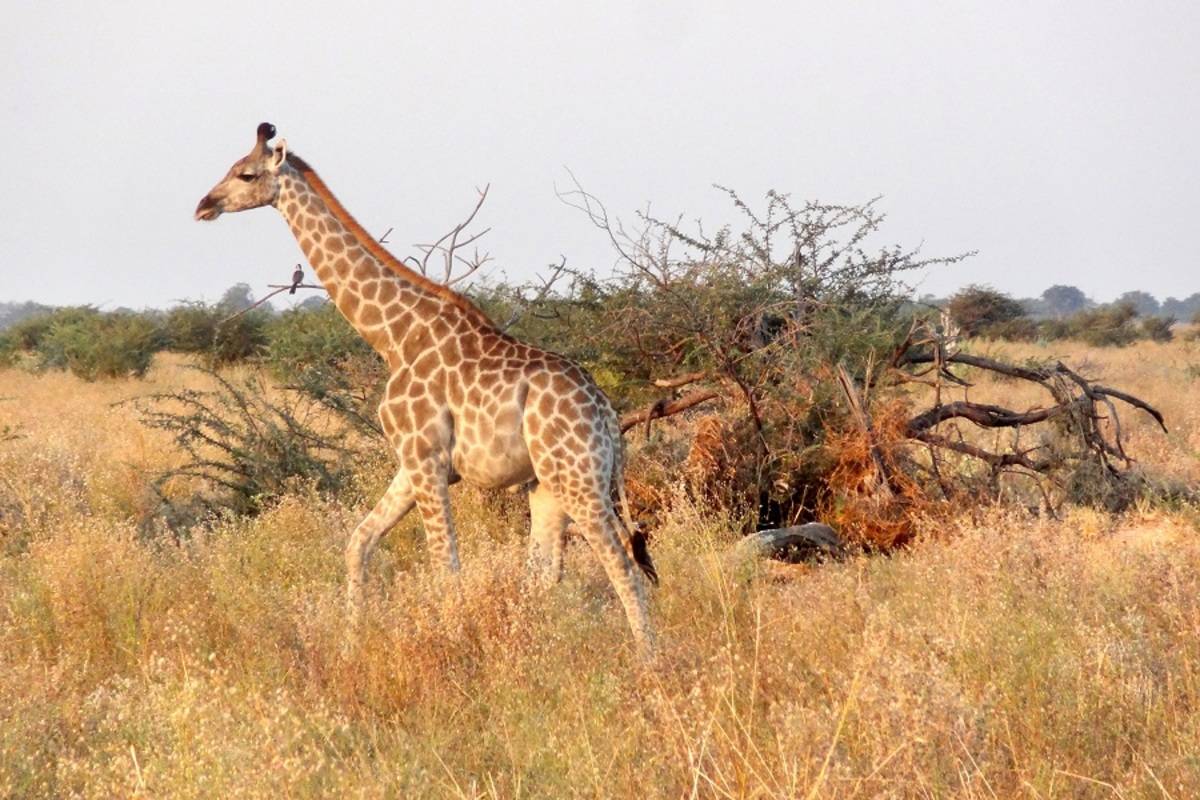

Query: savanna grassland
[[2, 341, 1199, 799]]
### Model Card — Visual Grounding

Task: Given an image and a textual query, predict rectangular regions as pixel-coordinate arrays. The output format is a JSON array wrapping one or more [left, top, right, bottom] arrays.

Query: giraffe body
[[196, 124, 654, 653]]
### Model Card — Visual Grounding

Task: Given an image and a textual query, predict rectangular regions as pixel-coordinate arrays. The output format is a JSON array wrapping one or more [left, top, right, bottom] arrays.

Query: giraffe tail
[[611, 412, 659, 585]]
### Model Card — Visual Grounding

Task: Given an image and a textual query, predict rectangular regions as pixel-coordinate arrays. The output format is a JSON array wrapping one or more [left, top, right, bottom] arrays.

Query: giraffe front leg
[[346, 470, 415, 626], [409, 469, 461, 574], [527, 482, 569, 585]]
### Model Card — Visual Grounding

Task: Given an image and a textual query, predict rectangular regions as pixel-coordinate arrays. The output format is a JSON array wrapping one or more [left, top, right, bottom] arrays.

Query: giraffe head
[[194, 122, 289, 221]]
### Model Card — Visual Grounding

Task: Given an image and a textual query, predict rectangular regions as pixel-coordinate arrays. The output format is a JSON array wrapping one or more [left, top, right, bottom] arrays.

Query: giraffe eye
[[238, 173, 256, 182]]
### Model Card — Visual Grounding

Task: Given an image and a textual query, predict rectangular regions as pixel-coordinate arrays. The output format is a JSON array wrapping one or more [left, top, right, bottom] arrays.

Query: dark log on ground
[[735, 523, 845, 563]]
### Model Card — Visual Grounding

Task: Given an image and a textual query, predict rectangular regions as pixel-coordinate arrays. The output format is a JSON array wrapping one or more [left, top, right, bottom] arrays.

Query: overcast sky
[[2, 1, 1197, 309]]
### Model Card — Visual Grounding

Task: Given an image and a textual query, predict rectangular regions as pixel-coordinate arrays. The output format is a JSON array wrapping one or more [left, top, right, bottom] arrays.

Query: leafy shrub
[[264, 303, 386, 437], [0, 338, 17, 369], [210, 311, 271, 365], [1067, 302, 1140, 347], [1038, 318, 1072, 341], [983, 317, 1040, 342], [947, 285, 1027, 337], [1139, 316, 1175, 343], [36, 310, 162, 380], [3, 306, 94, 352], [163, 302, 221, 353], [162, 302, 270, 366], [545, 185, 973, 537]]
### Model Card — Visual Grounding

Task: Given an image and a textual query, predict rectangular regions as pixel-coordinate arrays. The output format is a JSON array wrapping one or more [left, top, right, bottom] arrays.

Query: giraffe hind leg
[[527, 481, 569, 585], [564, 494, 656, 657]]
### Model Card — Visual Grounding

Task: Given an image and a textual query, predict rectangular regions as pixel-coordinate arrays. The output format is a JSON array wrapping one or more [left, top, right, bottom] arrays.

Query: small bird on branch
[[290, 265, 304, 294]]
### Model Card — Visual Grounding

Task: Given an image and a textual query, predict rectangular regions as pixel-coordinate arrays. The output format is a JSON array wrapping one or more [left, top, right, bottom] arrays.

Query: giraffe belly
[[451, 433, 535, 489]]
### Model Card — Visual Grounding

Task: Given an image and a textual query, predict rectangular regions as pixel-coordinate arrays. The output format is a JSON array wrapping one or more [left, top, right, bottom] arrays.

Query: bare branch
[[913, 431, 1055, 472], [652, 370, 708, 389], [499, 256, 571, 332], [413, 184, 492, 286], [907, 401, 1067, 434], [619, 390, 721, 435]]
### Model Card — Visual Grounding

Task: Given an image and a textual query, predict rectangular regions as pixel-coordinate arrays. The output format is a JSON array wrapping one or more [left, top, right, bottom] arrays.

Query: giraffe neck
[[272, 157, 495, 357]]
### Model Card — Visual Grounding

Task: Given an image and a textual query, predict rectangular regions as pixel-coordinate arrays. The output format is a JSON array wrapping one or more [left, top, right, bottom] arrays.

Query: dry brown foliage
[[818, 398, 941, 549]]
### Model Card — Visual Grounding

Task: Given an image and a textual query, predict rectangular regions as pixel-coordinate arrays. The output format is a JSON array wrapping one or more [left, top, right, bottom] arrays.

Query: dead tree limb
[[620, 389, 720, 435], [893, 324, 1167, 488], [906, 401, 1067, 433], [653, 370, 708, 389], [414, 184, 493, 287]]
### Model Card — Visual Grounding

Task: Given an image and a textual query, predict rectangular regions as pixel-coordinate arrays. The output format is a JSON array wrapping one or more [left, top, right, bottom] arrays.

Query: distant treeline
[[0, 283, 339, 380], [2, 280, 1198, 382], [919, 284, 1200, 322], [935, 284, 1200, 346]]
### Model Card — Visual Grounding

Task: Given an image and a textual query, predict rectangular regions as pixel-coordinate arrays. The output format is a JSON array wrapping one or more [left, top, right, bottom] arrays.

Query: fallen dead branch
[[892, 321, 1167, 494]]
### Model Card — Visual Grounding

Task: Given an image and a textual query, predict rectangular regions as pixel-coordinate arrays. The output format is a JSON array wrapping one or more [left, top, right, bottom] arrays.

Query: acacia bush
[[1139, 315, 1175, 343], [981, 316, 1040, 342], [1065, 302, 1141, 347], [497, 185, 1171, 545], [163, 302, 222, 353], [0, 306, 89, 353], [975, 300, 1177, 346], [534, 185, 974, 540], [128, 366, 367, 519]]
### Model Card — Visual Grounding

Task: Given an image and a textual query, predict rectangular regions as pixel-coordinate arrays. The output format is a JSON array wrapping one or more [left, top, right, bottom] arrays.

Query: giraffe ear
[[270, 139, 288, 172]]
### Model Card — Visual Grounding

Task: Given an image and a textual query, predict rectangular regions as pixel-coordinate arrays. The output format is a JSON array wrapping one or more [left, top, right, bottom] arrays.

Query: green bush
[[264, 303, 386, 437], [210, 311, 270, 365], [3, 306, 95, 352], [37, 310, 163, 380], [0, 339, 16, 369], [1038, 318, 1071, 341], [163, 303, 221, 353], [1139, 316, 1175, 343], [947, 285, 1027, 337], [983, 317, 1040, 342], [1066, 302, 1140, 347], [162, 302, 270, 366]]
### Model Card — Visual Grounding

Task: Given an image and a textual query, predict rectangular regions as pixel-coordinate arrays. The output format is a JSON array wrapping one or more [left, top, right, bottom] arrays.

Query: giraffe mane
[[285, 153, 497, 328]]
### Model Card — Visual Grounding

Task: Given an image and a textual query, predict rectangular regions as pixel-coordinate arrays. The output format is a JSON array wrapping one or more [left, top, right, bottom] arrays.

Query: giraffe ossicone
[[195, 122, 656, 654]]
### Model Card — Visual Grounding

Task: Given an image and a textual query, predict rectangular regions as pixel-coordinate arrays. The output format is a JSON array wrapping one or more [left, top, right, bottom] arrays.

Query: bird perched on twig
[[290, 265, 304, 294]]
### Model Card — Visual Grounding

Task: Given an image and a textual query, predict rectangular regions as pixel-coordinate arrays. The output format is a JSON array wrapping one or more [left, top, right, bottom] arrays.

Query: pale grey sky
[[2, 1, 1197, 309]]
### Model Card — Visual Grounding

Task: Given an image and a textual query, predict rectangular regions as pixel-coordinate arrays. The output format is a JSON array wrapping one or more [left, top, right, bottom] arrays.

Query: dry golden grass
[[1, 344, 1198, 798]]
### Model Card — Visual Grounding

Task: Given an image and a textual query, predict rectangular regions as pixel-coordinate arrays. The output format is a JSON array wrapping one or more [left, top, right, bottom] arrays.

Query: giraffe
[[195, 123, 656, 653]]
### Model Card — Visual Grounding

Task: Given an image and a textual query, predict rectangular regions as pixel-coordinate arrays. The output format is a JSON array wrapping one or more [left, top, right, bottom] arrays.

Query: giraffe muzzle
[[194, 194, 222, 221]]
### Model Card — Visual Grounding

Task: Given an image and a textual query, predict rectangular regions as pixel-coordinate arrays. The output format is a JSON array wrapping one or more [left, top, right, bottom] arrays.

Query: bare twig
[[414, 185, 493, 287], [217, 282, 327, 326], [499, 256, 571, 332]]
